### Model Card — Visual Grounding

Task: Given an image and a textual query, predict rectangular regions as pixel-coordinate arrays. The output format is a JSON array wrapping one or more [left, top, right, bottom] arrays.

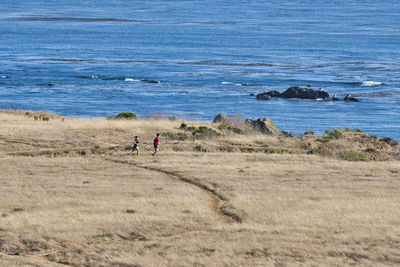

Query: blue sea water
[[0, 0, 399, 139]]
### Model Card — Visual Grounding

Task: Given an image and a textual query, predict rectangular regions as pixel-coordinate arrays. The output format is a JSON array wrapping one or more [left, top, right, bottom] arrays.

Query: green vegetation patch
[[108, 112, 138, 120], [163, 131, 188, 141], [12, 208, 24, 212], [125, 209, 136, 214], [244, 248, 268, 257], [95, 233, 113, 238], [181, 125, 221, 139], [218, 123, 244, 134], [303, 130, 314, 136], [265, 148, 296, 154], [323, 129, 343, 141], [194, 144, 207, 152], [129, 231, 148, 241], [339, 151, 368, 162]]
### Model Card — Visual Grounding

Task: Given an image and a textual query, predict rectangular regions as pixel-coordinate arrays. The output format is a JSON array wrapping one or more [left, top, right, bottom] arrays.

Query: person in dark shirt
[[152, 133, 160, 156], [130, 136, 139, 156]]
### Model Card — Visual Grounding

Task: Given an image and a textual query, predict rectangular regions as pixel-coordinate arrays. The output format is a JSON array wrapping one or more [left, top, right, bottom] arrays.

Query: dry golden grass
[[1, 110, 400, 266]]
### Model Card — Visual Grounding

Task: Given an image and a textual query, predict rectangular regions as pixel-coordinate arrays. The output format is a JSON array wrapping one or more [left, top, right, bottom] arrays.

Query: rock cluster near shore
[[212, 113, 293, 137], [256, 86, 359, 102]]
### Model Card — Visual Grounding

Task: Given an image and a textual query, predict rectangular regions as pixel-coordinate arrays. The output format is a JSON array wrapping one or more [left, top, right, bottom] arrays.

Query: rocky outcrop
[[212, 113, 232, 124], [256, 93, 270, 100], [245, 118, 280, 135], [279, 86, 329, 99], [258, 87, 329, 100]]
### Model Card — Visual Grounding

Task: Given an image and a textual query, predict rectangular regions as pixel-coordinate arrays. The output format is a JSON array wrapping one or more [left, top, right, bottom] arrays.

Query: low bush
[[365, 147, 376, 153], [339, 151, 368, 161], [307, 145, 325, 155], [115, 112, 137, 120], [380, 137, 398, 146], [303, 130, 314, 136], [179, 122, 187, 130], [163, 131, 188, 141], [324, 129, 343, 141]]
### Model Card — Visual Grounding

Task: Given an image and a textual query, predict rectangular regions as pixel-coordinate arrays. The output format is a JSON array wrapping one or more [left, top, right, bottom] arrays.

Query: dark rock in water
[[280, 86, 329, 99], [256, 93, 271, 100], [332, 94, 340, 101], [281, 131, 296, 138], [142, 79, 159, 84], [245, 117, 280, 135], [265, 90, 281, 97], [212, 113, 232, 124], [250, 93, 255, 96], [344, 94, 359, 102]]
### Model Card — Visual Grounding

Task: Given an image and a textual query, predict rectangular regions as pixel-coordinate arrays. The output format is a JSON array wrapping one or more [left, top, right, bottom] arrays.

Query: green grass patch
[[125, 209, 136, 214], [95, 233, 112, 238], [12, 208, 23, 212], [265, 148, 296, 154], [145, 243, 161, 249], [324, 129, 343, 141], [115, 112, 137, 120], [339, 151, 368, 162], [244, 248, 268, 257]]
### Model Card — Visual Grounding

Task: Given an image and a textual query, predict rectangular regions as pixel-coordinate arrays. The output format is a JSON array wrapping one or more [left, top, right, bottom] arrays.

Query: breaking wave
[[361, 81, 384, 87]]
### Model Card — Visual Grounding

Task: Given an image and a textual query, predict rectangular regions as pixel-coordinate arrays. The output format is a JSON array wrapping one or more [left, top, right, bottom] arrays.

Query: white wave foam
[[125, 78, 141, 82], [1, 75, 7, 78], [90, 75, 99, 79], [362, 81, 383, 87], [221, 81, 242, 86]]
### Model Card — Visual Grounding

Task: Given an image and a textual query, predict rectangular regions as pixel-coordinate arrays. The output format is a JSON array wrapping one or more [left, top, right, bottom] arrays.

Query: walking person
[[130, 136, 139, 156], [152, 133, 160, 156]]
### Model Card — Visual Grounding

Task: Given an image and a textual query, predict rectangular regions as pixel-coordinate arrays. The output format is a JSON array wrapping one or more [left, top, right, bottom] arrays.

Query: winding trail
[[103, 157, 243, 224]]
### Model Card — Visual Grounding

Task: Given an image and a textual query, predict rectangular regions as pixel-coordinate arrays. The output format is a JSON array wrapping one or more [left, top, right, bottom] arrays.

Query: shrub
[[12, 208, 23, 212], [194, 145, 207, 152], [303, 130, 314, 136], [125, 209, 136, 214], [218, 123, 227, 130], [180, 122, 187, 130], [380, 137, 398, 146], [192, 126, 220, 139], [227, 125, 244, 134], [163, 132, 188, 141], [307, 145, 325, 155], [365, 147, 376, 153], [339, 151, 368, 161], [115, 112, 137, 120], [354, 128, 364, 133], [265, 148, 296, 154], [324, 129, 343, 140]]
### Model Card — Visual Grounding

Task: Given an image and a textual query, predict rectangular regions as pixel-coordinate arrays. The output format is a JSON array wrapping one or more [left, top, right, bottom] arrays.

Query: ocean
[[1, 0, 399, 139]]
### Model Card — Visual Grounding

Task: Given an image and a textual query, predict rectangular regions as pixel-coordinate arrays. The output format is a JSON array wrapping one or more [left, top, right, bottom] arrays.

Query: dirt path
[[102, 157, 243, 225]]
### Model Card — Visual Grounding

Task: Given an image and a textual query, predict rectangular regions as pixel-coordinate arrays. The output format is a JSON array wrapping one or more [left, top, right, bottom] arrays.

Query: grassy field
[[1, 110, 400, 266]]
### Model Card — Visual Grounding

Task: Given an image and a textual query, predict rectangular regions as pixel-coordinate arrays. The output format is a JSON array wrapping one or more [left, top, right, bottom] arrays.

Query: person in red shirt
[[152, 133, 160, 156]]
